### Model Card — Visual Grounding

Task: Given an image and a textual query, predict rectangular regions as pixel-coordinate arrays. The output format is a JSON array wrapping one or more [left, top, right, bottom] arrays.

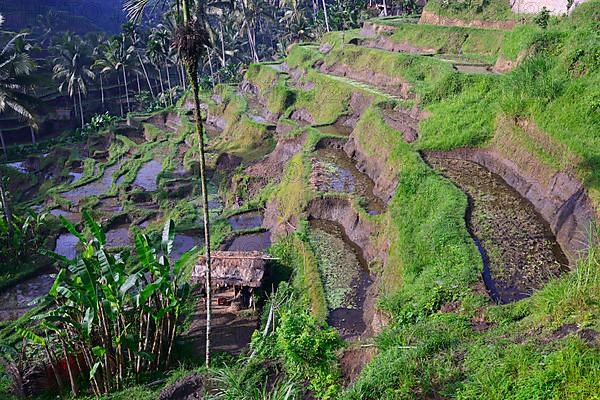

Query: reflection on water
[[309, 219, 371, 340], [106, 226, 131, 248], [426, 156, 568, 303], [171, 233, 204, 261], [226, 231, 271, 252], [55, 233, 78, 259], [312, 147, 385, 215], [0, 273, 55, 320], [62, 163, 119, 204], [315, 124, 353, 136], [133, 160, 162, 191], [69, 171, 83, 184], [228, 211, 263, 230], [5, 161, 28, 173], [50, 209, 80, 223]]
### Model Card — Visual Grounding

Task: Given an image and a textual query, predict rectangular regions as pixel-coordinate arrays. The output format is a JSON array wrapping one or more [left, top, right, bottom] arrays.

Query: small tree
[[534, 7, 551, 29]]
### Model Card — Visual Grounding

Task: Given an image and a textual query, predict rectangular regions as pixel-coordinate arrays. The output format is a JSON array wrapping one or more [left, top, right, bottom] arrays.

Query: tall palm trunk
[[247, 25, 259, 63], [77, 88, 84, 128], [138, 53, 155, 98], [208, 52, 215, 89], [0, 129, 7, 159], [136, 73, 142, 93], [117, 74, 124, 117], [30, 127, 36, 144], [181, 64, 186, 88], [181, 0, 212, 367], [100, 74, 106, 111], [220, 23, 226, 68], [0, 165, 13, 235], [122, 66, 131, 113], [322, 0, 331, 31], [166, 63, 174, 106], [188, 68, 212, 367], [157, 66, 166, 105]]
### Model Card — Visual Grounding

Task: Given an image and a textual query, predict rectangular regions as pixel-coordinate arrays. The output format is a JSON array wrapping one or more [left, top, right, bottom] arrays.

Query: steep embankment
[[233, 2, 600, 398]]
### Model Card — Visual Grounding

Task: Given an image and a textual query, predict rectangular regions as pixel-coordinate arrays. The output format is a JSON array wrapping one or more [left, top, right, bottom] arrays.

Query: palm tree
[[148, 26, 173, 105], [122, 22, 155, 98], [125, 0, 228, 367], [118, 32, 136, 113], [93, 39, 126, 116], [51, 33, 95, 128], [91, 38, 108, 111], [0, 19, 37, 233]]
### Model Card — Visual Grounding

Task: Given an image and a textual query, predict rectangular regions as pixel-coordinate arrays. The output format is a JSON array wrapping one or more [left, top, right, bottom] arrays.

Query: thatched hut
[[192, 251, 270, 309]]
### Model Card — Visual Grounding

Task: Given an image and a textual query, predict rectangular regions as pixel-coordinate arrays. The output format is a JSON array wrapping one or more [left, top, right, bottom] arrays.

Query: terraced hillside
[[0, 1, 598, 399]]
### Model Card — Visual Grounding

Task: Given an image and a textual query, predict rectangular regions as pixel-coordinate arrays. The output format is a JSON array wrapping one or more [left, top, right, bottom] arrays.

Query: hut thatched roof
[[192, 251, 269, 288]]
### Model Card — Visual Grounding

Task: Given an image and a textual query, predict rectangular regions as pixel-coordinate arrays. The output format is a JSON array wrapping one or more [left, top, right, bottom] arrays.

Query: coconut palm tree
[[148, 25, 173, 105], [93, 39, 126, 116], [0, 19, 37, 234], [117, 32, 137, 113], [125, 0, 233, 367], [122, 22, 155, 98], [51, 33, 95, 128]]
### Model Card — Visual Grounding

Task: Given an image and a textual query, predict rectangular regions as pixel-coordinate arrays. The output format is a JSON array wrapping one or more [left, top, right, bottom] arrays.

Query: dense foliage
[[11, 215, 192, 396]]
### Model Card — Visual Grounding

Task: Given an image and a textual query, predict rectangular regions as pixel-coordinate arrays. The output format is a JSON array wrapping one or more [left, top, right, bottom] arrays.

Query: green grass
[[246, 64, 295, 115], [386, 23, 507, 62], [213, 116, 275, 162], [424, 0, 518, 22], [273, 235, 328, 323], [417, 74, 500, 149], [414, 2, 600, 205], [320, 43, 456, 98]]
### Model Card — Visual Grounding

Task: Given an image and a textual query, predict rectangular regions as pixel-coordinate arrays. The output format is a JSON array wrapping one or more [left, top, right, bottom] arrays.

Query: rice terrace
[[0, 0, 598, 398]]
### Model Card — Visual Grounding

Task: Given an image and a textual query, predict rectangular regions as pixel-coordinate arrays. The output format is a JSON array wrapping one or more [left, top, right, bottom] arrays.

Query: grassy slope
[[424, 0, 519, 21], [336, 3, 600, 399], [418, 1, 600, 205]]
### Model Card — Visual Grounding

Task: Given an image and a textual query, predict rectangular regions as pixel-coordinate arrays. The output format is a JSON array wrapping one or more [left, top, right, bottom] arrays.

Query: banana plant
[[22, 212, 193, 396]]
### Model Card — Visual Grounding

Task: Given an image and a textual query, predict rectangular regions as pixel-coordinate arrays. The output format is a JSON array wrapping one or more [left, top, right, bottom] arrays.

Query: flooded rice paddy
[[312, 147, 385, 215], [426, 156, 569, 303], [309, 219, 371, 339], [0, 273, 55, 320], [227, 211, 264, 231], [226, 231, 272, 252], [133, 159, 162, 191], [62, 163, 120, 204]]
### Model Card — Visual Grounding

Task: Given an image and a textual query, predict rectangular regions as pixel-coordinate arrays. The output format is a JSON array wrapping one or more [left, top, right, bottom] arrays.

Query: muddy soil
[[309, 220, 372, 340], [184, 289, 259, 358], [242, 133, 307, 199], [340, 346, 377, 386], [311, 146, 385, 215], [426, 156, 569, 303]]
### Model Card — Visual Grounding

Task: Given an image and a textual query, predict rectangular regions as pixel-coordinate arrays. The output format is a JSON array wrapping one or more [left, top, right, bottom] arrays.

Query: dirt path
[[184, 289, 259, 358]]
